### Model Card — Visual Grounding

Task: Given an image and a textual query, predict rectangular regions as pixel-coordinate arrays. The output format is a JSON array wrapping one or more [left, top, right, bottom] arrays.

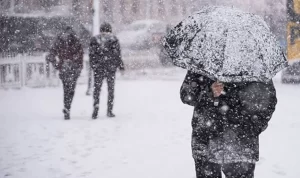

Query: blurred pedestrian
[[47, 26, 83, 120], [89, 22, 125, 119]]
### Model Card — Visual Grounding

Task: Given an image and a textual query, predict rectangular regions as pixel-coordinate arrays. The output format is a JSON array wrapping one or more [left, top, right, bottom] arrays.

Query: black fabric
[[93, 70, 116, 113], [49, 28, 83, 71], [50, 28, 83, 113], [195, 160, 222, 178], [60, 66, 81, 111], [100, 22, 112, 33], [181, 71, 277, 163], [86, 67, 93, 93], [195, 160, 255, 178], [62, 79, 76, 110], [89, 33, 124, 73], [89, 32, 124, 116]]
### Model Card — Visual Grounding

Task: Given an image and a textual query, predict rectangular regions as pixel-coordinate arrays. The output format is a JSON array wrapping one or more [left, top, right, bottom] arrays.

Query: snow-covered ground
[[0, 68, 299, 178]]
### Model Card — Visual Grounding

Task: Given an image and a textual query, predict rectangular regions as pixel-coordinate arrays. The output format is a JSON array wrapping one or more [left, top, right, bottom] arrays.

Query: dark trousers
[[87, 67, 93, 92], [62, 79, 77, 110], [60, 70, 80, 111], [93, 70, 116, 113], [195, 160, 255, 178]]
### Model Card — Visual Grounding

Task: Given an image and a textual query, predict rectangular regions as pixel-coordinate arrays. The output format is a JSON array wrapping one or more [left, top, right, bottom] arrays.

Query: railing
[[0, 48, 162, 89], [0, 53, 90, 89]]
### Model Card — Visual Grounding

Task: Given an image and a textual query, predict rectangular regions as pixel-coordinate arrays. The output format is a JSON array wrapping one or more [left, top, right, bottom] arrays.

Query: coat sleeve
[[180, 71, 213, 106], [112, 38, 124, 70], [89, 37, 98, 70], [48, 37, 61, 70], [77, 43, 84, 69], [74, 38, 84, 69], [49, 37, 59, 57], [251, 81, 277, 135], [238, 81, 277, 136]]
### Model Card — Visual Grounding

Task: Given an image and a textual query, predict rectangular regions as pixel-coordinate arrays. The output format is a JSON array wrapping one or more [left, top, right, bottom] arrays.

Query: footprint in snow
[[4, 173, 12, 177], [272, 165, 286, 176]]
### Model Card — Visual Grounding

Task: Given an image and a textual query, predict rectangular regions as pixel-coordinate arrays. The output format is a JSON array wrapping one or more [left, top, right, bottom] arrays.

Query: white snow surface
[[0, 68, 299, 178]]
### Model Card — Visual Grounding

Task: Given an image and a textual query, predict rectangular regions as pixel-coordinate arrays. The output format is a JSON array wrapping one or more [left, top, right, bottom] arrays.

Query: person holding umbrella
[[164, 6, 288, 178]]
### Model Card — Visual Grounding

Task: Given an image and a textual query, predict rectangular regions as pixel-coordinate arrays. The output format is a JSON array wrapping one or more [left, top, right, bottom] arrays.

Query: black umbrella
[[163, 6, 288, 82]]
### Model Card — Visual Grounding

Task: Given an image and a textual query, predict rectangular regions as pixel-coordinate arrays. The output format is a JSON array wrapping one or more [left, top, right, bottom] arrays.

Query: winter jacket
[[89, 33, 124, 73], [48, 30, 84, 72], [180, 71, 277, 164]]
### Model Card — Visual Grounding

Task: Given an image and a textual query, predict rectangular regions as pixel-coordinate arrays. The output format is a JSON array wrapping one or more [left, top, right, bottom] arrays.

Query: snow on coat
[[89, 33, 124, 73], [48, 28, 83, 82], [180, 71, 277, 164]]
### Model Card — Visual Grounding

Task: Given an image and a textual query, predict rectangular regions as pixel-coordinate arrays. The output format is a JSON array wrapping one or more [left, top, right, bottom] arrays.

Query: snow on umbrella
[[163, 6, 288, 83]]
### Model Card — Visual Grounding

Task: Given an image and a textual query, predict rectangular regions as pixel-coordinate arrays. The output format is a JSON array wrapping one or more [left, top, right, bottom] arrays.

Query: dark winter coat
[[89, 32, 124, 73], [47, 29, 83, 81], [180, 71, 277, 164]]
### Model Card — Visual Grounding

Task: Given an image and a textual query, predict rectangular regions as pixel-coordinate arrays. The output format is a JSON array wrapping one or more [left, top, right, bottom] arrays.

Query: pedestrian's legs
[[67, 78, 78, 108], [222, 162, 255, 178], [92, 71, 104, 119], [86, 67, 93, 95], [62, 79, 72, 120], [106, 72, 116, 116], [194, 159, 222, 178], [61, 70, 80, 120], [62, 80, 69, 110]]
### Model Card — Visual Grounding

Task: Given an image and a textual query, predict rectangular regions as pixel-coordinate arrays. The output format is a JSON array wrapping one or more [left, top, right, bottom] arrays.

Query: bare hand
[[211, 82, 224, 97]]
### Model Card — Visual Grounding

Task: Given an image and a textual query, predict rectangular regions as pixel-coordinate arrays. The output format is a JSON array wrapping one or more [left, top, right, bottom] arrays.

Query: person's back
[[89, 25, 123, 73], [51, 27, 83, 71], [47, 26, 84, 120], [180, 71, 277, 178], [89, 22, 124, 119]]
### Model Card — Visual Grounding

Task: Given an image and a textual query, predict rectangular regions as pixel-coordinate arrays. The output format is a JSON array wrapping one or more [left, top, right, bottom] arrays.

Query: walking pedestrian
[[89, 22, 125, 119], [47, 26, 83, 120]]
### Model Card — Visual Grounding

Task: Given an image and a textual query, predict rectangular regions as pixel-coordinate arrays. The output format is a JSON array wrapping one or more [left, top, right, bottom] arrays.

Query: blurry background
[[0, 0, 286, 39], [0, 0, 289, 88]]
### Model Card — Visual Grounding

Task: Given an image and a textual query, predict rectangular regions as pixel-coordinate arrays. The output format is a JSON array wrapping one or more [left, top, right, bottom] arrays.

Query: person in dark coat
[[47, 26, 83, 120], [180, 71, 277, 178], [89, 22, 125, 119]]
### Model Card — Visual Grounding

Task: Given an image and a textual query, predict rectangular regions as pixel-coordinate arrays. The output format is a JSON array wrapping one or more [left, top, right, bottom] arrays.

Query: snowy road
[[0, 69, 299, 178]]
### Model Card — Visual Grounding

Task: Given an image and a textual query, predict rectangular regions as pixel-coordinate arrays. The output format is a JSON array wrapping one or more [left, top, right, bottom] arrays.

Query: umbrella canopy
[[163, 6, 288, 82]]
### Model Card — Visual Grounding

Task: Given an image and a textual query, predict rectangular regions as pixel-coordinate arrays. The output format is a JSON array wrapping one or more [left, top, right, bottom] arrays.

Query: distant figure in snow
[[47, 26, 83, 120], [180, 72, 277, 178], [89, 22, 125, 119]]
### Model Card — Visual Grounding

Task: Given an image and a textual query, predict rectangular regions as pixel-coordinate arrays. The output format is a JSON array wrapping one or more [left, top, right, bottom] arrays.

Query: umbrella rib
[[183, 28, 203, 54]]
